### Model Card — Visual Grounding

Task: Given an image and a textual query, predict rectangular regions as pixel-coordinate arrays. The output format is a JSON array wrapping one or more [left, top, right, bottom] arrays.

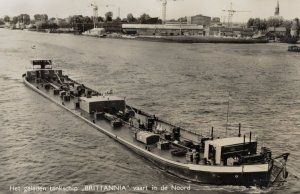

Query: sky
[[0, 0, 299, 22]]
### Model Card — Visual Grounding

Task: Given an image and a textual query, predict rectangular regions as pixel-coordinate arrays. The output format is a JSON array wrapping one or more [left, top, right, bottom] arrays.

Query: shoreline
[[79, 33, 270, 44], [134, 35, 269, 44], [1, 28, 269, 44]]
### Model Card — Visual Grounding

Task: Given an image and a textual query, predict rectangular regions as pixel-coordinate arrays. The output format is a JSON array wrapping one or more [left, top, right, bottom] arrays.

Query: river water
[[0, 29, 299, 194]]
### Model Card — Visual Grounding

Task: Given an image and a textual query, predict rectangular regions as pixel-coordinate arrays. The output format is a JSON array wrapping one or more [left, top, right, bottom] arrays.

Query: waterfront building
[[208, 27, 225, 36], [122, 24, 204, 36], [98, 22, 123, 33], [211, 17, 221, 24], [208, 26, 254, 37], [142, 17, 160, 24], [187, 15, 211, 27], [267, 26, 286, 37]]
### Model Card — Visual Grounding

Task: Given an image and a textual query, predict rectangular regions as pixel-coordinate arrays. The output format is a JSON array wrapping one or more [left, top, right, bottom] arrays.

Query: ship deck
[[28, 80, 203, 165]]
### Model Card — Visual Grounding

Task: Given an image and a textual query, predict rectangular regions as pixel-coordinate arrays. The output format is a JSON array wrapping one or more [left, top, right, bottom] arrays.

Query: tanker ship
[[23, 59, 289, 187]]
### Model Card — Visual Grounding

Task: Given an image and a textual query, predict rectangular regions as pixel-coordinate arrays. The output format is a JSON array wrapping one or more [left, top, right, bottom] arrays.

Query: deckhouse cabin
[[204, 136, 257, 165], [80, 96, 125, 114], [26, 59, 62, 81], [31, 59, 53, 69]]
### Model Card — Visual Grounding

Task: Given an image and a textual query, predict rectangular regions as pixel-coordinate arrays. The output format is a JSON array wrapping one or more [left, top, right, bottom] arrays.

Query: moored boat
[[281, 36, 299, 44], [288, 45, 300, 52], [82, 28, 106, 38], [23, 59, 290, 187]]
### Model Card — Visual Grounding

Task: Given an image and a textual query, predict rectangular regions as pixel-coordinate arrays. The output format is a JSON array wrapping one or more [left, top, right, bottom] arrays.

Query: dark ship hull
[[136, 36, 269, 44], [22, 60, 289, 187], [288, 45, 300, 52], [280, 36, 299, 44]]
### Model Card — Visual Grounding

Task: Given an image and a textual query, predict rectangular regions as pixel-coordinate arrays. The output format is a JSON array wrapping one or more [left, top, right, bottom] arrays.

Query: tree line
[[0, 12, 161, 29], [247, 17, 298, 32]]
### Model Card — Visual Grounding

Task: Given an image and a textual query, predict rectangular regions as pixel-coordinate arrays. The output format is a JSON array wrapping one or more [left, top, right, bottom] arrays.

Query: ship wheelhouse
[[26, 59, 62, 81], [204, 136, 259, 166], [31, 59, 53, 69]]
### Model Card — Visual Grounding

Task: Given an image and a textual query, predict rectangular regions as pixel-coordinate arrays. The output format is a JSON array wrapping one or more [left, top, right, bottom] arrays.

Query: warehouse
[[187, 14, 211, 27], [122, 24, 204, 36]]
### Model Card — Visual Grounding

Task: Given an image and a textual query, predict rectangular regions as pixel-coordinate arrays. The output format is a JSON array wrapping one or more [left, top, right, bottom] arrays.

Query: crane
[[159, 0, 182, 24], [222, 2, 251, 27], [90, 3, 116, 27], [90, 3, 98, 28]]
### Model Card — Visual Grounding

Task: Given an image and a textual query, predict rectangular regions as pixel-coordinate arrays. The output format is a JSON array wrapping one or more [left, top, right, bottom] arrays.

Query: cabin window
[[32, 60, 52, 66], [208, 145, 216, 160], [32, 60, 52, 69]]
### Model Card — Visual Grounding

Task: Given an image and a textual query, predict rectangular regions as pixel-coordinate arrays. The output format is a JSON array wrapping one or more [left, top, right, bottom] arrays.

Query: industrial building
[[267, 27, 287, 37], [97, 22, 123, 33], [122, 24, 204, 36], [187, 14, 211, 27], [211, 17, 221, 24], [208, 26, 254, 37]]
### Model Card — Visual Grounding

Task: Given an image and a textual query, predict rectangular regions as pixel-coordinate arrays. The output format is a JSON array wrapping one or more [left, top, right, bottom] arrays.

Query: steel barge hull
[[22, 59, 289, 187]]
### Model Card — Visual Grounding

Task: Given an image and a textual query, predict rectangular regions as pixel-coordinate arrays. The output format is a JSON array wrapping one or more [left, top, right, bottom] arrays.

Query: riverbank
[[134, 35, 269, 44], [0, 28, 269, 44], [91, 34, 269, 44]]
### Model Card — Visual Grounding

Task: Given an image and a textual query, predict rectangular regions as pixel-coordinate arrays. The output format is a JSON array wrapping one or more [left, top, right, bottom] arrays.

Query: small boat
[[288, 45, 300, 52], [281, 36, 299, 44], [82, 28, 106, 38], [23, 59, 290, 187]]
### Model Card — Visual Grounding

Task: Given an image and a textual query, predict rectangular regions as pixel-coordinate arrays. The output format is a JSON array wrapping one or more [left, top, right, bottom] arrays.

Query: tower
[[275, 0, 279, 16], [91, 3, 98, 28], [159, 0, 182, 25], [161, 0, 167, 24]]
